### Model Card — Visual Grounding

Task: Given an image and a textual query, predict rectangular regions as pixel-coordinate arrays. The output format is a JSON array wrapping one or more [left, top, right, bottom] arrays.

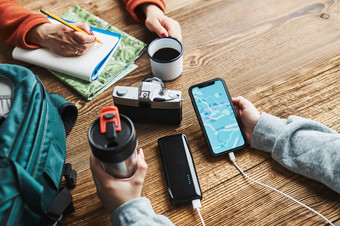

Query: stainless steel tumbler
[[88, 106, 138, 178]]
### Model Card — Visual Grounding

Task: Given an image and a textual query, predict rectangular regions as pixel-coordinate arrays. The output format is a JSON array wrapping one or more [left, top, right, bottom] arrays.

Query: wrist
[[249, 117, 260, 143], [110, 197, 153, 225], [250, 112, 286, 152], [141, 3, 163, 18], [26, 23, 51, 48]]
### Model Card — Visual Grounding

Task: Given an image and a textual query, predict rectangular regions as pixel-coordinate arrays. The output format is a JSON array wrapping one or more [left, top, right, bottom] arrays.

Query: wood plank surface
[[1, 0, 340, 225]]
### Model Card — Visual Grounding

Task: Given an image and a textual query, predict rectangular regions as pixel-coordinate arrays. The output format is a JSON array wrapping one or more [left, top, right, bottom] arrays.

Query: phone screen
[[189, 78, 246, 155]]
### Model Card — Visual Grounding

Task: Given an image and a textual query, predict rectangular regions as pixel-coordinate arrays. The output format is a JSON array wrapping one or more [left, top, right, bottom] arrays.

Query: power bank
[[158, 134, 202, 206]]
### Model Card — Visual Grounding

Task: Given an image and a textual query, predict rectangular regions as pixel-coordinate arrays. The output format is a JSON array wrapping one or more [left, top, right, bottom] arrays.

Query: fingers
[[150, 17, 182, 41], [72, 23, 96, 44], [132, 149, 148, 185], [148, 19, 168, 37], [232, 96, 252, 110], [232, 96, 241, 106], [90, 149, 148, 212], [143, 4, 182, 41], [90, 150, 148, 184], [138, 149, 148, 173], [71, 38, 95, 56], [55, 23, 95, 56], [163, 17, 182, 41], [232, 99, 241, 117], [70, 24, 96, 55], [90, 154, 109, 182], [74, 23, 92, 34], [90, 154, 106, 196], [232, 96, 243, 115], [34, 23, 96, 56]]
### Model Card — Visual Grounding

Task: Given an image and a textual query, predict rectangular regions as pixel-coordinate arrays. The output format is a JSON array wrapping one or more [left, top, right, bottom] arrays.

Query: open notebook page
[[12, 18, 121, 82]]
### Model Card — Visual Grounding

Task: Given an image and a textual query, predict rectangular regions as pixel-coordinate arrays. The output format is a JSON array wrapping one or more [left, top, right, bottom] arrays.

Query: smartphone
[[158, 134, 202, 206], [188, 78, 246, 156]]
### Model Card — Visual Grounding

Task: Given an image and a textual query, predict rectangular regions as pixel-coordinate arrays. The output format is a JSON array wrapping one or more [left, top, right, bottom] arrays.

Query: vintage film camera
[[112, 77, 183, 125]]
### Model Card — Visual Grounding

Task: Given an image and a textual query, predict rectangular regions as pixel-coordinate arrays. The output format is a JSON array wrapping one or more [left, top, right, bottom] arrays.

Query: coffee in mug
[[88, 106, 138, 178], [152, 48, 181, 61], [148, 37, 183, 81]]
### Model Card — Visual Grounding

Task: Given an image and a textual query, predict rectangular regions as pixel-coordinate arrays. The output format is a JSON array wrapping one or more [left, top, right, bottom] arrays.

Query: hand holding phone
[[232, 96, 261, 142], [188, 78, 246, 156]]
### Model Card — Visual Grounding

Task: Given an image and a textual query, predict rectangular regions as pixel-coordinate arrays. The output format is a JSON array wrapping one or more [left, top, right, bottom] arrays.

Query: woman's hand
[[26, 23, 96, 56], [90, 149, 148, 213], [142, 4, 182, 41], [232, 96, 261, 143]]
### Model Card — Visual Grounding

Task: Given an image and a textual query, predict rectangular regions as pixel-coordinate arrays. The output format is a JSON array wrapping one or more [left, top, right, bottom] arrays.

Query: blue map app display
[[191, 80, 245, 155]]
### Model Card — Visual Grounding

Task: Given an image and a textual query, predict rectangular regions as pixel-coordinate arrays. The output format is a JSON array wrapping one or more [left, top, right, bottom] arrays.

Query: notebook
[[50, 6, 147, 100], [12, 18, 121, 82]]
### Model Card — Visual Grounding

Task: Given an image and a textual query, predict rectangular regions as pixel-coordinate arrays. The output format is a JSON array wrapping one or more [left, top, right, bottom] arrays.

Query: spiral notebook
[[12, 18, 121, 82]]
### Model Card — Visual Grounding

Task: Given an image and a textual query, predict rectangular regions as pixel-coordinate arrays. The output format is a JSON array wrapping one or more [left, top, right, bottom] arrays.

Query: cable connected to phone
[[192, 199, 205, 226], [228, 152, 334, 226]]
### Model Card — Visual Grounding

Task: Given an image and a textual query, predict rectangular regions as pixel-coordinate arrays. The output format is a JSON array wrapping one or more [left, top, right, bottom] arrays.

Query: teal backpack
[[0, 64, 78, 225]]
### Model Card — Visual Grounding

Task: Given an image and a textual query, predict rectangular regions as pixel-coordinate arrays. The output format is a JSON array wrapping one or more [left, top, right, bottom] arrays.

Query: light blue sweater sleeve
[[110, 197, 174, 226], [251, 112, 340, 194]]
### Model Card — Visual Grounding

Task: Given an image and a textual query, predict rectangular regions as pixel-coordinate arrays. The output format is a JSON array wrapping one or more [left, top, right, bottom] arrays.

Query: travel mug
[[88, 106, 138, 178]]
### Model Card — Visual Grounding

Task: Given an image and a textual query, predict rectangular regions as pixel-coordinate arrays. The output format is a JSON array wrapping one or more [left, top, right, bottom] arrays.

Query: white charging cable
[[192, 199, 205, 226], [228, 152, 334, 226]]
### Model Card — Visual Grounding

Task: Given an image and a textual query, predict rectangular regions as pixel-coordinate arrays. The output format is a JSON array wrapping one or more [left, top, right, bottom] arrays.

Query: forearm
[[251, 112, 340, 194], [111, 197, 174, 226], [0, 0, 49, 48], [122, 0, 165, 23]]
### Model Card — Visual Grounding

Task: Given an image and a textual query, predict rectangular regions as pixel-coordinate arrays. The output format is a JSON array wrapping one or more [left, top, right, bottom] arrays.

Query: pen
[[40, 9, 102, 44]]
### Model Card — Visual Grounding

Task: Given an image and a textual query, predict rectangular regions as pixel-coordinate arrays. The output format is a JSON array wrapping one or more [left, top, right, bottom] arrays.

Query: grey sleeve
[[251, 112, 340, 194], [110, 197, 174, 226]]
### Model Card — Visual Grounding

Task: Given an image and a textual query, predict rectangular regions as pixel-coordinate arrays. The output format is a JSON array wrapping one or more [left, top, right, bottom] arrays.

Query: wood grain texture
[[1, 0, 340, 225]]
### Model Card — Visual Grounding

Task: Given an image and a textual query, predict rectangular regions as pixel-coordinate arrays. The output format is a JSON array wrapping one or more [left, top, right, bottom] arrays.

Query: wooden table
[[1, 0, 340, 225]]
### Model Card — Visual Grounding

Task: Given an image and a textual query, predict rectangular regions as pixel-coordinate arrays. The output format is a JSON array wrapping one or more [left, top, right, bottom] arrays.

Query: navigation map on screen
[[192, 80, 245, 154]]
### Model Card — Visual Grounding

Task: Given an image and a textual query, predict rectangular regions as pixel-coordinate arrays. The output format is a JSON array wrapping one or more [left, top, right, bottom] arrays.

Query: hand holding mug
[[90, 149, 148, 213]]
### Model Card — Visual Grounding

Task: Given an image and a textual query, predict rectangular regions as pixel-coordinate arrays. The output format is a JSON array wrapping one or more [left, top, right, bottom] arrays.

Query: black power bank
[[158, 134, 202, 206]]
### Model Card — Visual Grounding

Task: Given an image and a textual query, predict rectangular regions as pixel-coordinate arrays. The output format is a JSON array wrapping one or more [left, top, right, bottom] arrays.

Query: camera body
[[112, 78, 182, 125]]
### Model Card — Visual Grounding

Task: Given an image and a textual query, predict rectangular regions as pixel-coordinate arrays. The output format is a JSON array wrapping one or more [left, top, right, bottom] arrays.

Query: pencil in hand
[[40, 9, 102, 44]]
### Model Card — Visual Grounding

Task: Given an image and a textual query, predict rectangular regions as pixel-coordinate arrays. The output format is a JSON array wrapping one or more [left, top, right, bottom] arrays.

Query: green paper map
[[51, 6, 147, 100]]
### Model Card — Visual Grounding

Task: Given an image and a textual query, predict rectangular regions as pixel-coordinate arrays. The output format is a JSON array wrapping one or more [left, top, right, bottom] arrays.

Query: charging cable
[[228, 152, 334, 226], [192, 199, 205, 226]]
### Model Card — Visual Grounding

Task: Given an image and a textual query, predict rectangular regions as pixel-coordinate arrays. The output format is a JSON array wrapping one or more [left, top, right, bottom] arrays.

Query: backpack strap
[[63, 163, 77, 189], [40, 163, 77, 225], [44, 187, 75, 225], [0, 116, 5, 126], [48, 93, 78, 136]]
